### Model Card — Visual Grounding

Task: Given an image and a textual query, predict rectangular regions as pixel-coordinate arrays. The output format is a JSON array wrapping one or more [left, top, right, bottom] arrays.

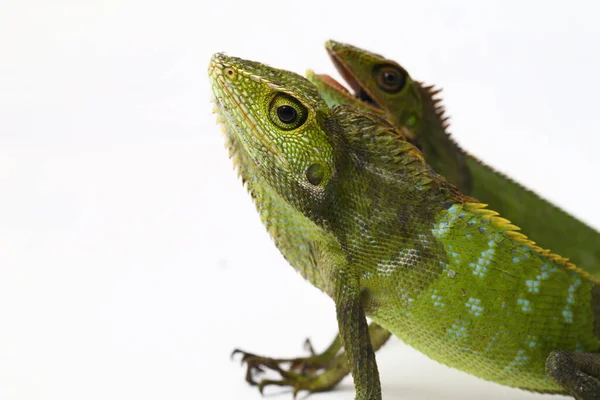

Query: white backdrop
[[1, 1, 599, 399]]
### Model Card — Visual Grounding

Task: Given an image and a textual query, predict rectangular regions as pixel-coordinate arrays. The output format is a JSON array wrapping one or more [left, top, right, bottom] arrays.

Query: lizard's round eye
[[306, 163, 325, 186], [268, 93, 308, 131], [277, 105, 297, 123], [372, 64, 407, 94]]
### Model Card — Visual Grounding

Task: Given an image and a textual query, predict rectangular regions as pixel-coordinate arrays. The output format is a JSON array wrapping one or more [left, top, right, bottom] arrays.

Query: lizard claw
[[231, 349, 259, 364], [254, 368, 317, 398], [303, 337, 316, 356]]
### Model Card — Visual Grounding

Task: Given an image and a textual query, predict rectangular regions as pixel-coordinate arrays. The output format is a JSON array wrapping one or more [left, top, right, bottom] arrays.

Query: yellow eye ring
[[268, 93, 308, 131]]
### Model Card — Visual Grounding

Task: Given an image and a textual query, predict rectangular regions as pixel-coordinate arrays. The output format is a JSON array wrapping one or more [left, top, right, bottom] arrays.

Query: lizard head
[[209, 53, 336, 220], [307, 40, 424, 140]]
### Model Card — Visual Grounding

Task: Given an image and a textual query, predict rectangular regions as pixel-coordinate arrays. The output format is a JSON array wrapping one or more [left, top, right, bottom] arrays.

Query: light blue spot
[[466, 297, 484, 317], [562, 309, 573, 323], [469, 247, 494, 278], [470, 263, 488, 278], [566, 278, 581, 305], [484, 336, 498, 354], [448, 205, 461, 215], [430, 289, 446, 308], [432, 205, 462, 238], [526, 280, 541, 293], [526, 335, 538, 349], [517, 298, 533, 313], [504, 349, 530, 372], [433, 221, 450, 238], [446, 319, 469, 341], [482, 248, 495, 258]]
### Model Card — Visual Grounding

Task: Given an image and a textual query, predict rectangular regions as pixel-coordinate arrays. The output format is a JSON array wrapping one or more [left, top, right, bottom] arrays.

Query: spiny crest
[[212, 97, 253, 190], [418, 82, 471, 176], [464, 202, 599, 283], [420, 83, 452, 131]]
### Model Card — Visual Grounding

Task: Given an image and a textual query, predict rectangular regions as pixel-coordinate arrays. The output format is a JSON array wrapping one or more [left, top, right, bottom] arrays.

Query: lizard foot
[[230, 324, 391, 396], [231, 332, 343, 378], [232, 349, 348, 397], [231, 338, 339, 379]]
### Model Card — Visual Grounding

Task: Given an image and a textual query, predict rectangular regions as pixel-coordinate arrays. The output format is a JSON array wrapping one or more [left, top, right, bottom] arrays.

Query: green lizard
[[307, 40, 600, 278], [209, 52, 600, 400]]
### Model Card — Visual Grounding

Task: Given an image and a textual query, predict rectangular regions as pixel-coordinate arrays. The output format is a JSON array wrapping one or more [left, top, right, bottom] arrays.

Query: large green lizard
[[307, 40, 600, 278], [209, 52, 600, 400]]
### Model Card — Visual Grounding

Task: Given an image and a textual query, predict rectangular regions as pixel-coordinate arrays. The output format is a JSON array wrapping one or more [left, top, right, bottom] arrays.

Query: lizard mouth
[[327, 51, 380, 109]]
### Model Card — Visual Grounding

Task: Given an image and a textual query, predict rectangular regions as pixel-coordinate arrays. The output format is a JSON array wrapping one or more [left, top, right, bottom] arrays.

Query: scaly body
[[209, 53, 600, 399], [308, 41, 600, 277]]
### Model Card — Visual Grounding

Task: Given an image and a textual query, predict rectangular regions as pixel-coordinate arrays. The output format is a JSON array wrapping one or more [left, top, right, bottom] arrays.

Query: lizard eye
[[373, 64, 407, 94], [269, 93, 308, 130]]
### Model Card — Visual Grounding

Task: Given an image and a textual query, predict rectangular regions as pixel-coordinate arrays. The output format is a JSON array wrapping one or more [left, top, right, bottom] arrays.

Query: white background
[[1, 1, 599, 399]]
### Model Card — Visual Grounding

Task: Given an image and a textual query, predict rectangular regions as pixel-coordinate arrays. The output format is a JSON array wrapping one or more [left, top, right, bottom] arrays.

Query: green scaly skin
[[307, 40, 600, 279], [209, 53, 600, 400]]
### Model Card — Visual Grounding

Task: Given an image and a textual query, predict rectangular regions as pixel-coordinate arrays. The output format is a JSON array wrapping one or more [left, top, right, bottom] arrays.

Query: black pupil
[[383, 71, 398, 84], [277, 105, 297, 123]]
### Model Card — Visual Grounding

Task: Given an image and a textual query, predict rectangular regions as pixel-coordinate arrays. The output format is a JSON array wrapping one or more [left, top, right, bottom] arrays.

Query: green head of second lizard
[[307, 40, 472, 193]]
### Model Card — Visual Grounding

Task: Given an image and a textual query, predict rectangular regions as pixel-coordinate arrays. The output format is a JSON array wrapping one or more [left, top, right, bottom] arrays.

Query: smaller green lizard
[[307, 40, 600, 278], [210, 52, 600, 400]]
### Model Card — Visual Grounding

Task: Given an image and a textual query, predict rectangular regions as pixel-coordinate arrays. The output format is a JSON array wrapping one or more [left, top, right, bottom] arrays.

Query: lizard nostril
[[224, 67, 236, 79]]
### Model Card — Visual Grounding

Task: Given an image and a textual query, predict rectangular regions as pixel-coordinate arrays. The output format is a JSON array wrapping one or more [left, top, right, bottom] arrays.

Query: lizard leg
[[233, 323, 391, 395], [334, 270, 382, 400], [546, 351, 600, 400]]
